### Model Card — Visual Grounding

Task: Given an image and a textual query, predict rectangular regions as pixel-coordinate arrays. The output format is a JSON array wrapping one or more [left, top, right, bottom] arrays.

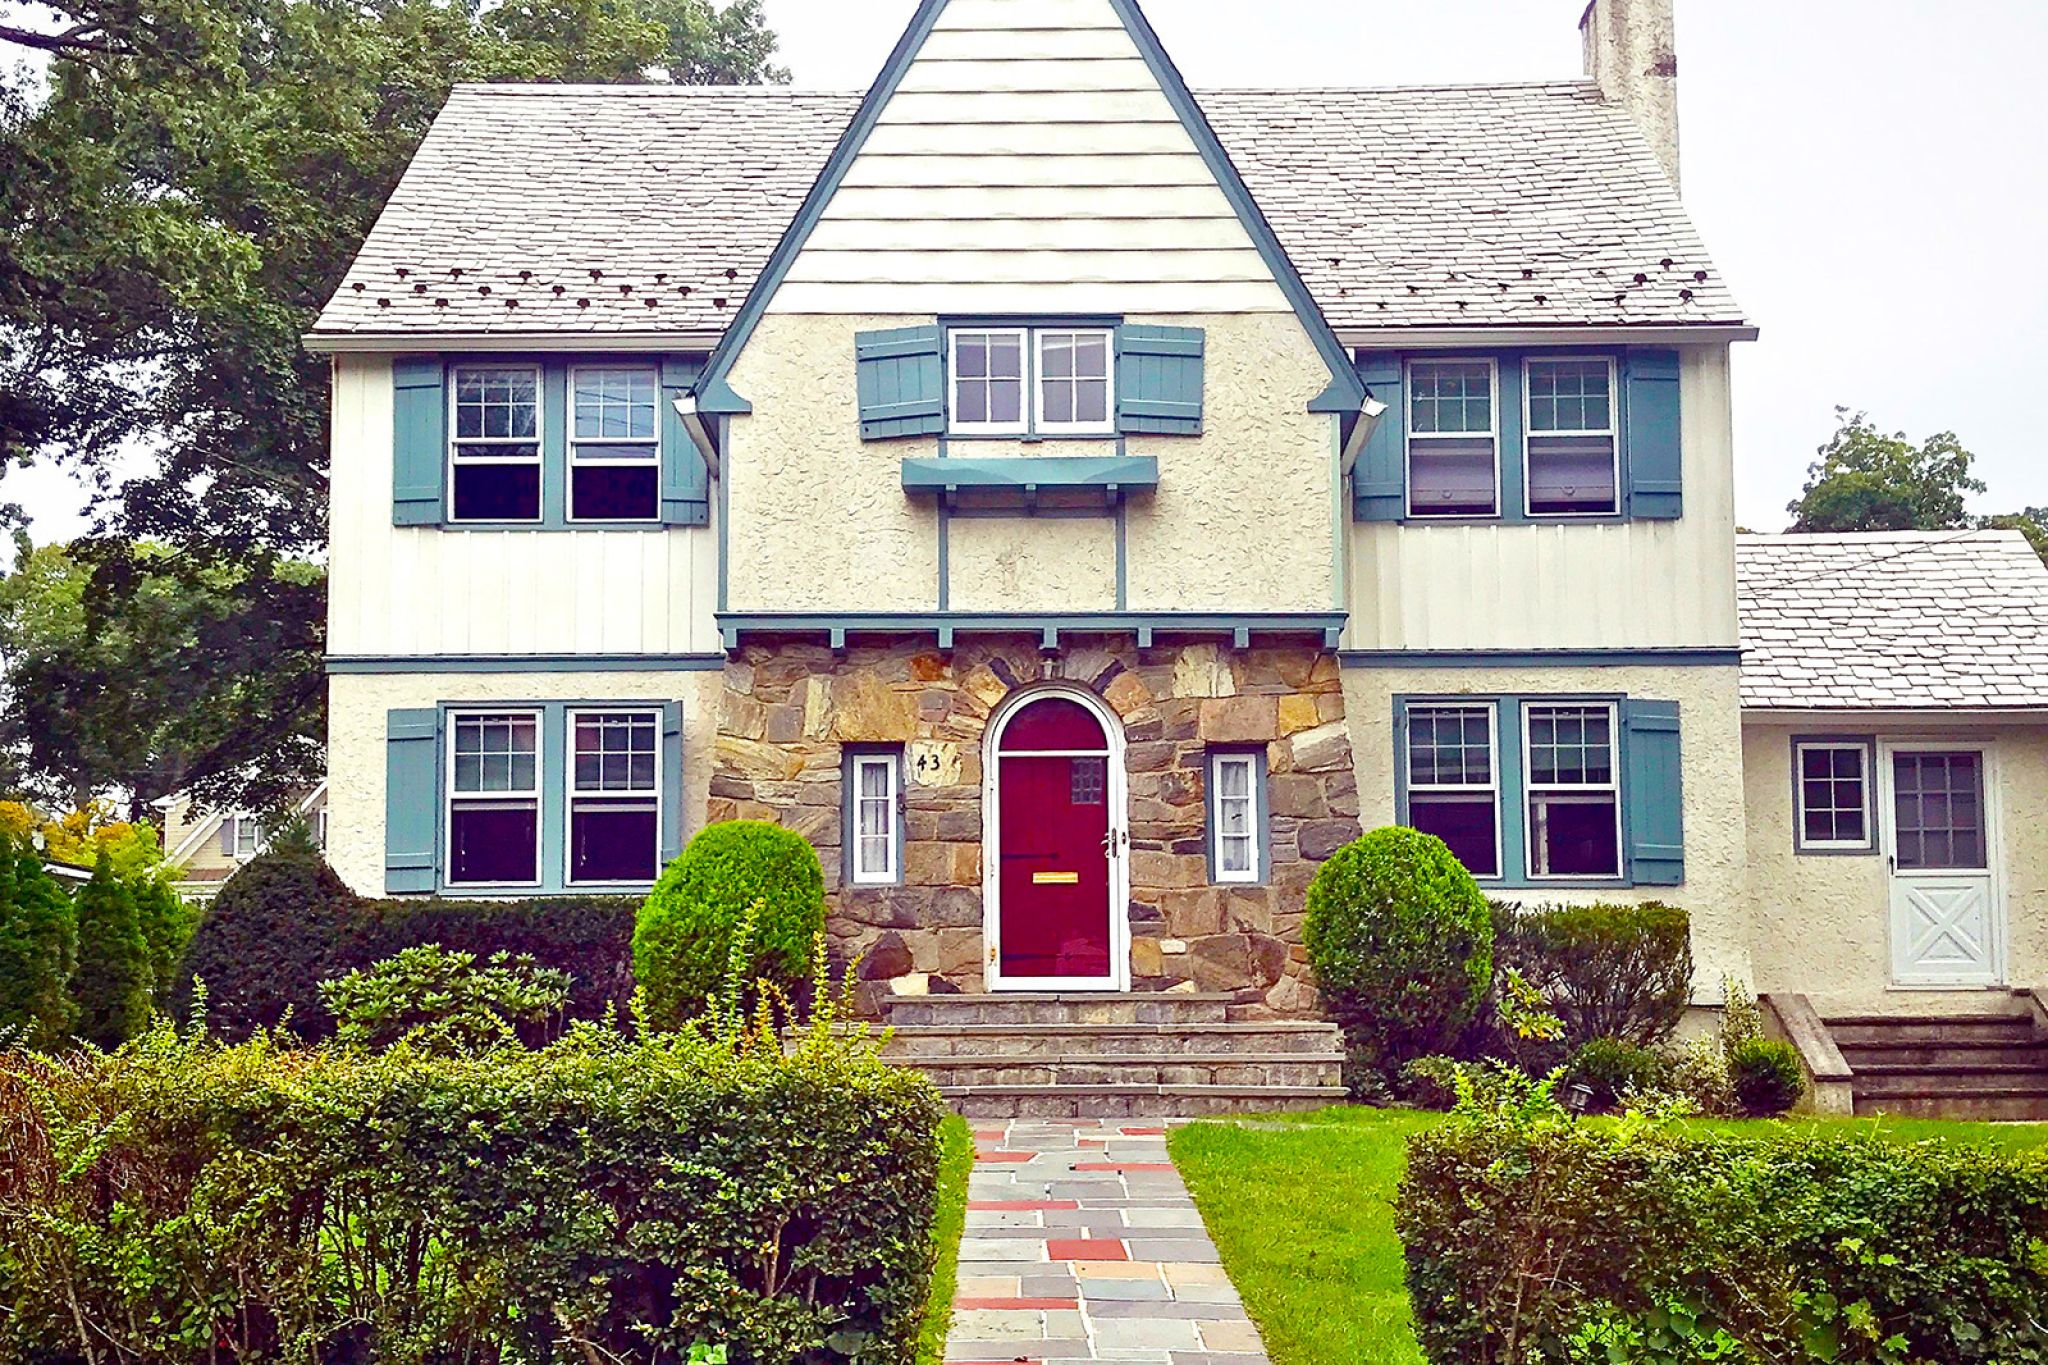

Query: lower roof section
[[716, 611, 1349, 652]]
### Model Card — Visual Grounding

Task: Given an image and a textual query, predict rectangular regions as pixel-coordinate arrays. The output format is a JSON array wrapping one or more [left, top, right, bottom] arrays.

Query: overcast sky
[[12, 0, 2048, 539]]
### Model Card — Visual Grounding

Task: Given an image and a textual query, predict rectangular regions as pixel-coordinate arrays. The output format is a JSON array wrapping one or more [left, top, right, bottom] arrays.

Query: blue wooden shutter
[[659, 358, 711, 526], [1623, 699, 1685, 886], [392, 358, 445, 526], [217, 817, 236, 858], [385, 708, 440, 894], [660, 701, 684, 871], [1117, 325, 1205, 435], [855, 326, 947, 440], [1623, 349, 1682, 520], [1354, 352, 1405, 521]]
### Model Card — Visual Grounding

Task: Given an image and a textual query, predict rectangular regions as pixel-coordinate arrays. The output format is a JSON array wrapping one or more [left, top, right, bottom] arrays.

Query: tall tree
[[1787, 408, 1985, 533], [70, 847, 150, 1047], [0, 830, 77, 1048]]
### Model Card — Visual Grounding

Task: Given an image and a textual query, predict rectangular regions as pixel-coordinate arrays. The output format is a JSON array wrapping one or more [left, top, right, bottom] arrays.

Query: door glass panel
[[1892, 752, 1987, 871]]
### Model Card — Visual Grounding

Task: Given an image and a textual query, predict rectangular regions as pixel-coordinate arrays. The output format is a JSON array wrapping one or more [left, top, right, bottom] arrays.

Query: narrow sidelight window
[[1525, 357, 1619, 516], [567, 709, 660, 885], [1524, 703, 1621, 878], [447, 711, 541, 886], [1035, 329, 1114, 434], [850, 751, 902, 886], [450, 366, 543, 522], [1406, 705, 1502, 878], [1794, 741, 1872, 852], [949, 329, 1027, 435], [1210, 752, 1262, 883], [1406, 359, 1499, 517], [569, 367, 660, 522]]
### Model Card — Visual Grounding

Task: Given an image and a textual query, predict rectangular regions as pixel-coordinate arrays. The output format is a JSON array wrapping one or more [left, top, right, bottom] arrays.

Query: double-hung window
[[447, 711, 541, 887], [568, 710, 661, 885], [949, 325, 1115, 437], [1406, 359, 1499, 517], [1525, 357, 1619, 516], [849, 751, 903, 886], [1209, 752, 1263, 883], [1405, 706, 1501, 878], [1794, 741, 1873, 853], [569, 367, 660, 522], [450, 366, 543, 522], [949, 329, 1028, 435], [1525, 703, 1622, 878], [226, 816, 262, 860]]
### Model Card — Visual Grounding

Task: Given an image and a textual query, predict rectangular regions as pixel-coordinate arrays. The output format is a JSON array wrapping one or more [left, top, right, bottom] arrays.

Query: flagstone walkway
[[946, 1120, 1268, 1365]]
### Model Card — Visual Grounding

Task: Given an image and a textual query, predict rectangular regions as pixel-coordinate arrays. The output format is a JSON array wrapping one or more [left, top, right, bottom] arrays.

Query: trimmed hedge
[[1491, 900, 1694, 1050], [1400, 1111, 2048, 1363], [0, 1016, 947, 1363]]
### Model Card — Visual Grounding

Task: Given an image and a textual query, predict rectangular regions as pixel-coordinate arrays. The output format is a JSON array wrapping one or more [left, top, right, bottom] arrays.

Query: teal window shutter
[[1117, 325, 1205, 435], [660, 701, 684, 871], [1623, 699, 1685, 886], [1354, 352, 1405, 521], [855, 326, 947, 440], [392, 358, 446, 526], [385, 708, 440, 894], [1623, 349, 1683, 520], [659, 358, 710, 526]]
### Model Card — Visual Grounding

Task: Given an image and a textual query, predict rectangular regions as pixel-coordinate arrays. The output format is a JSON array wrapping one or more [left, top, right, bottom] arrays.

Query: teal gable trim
[[718, 611, 1348, 653], [901, 455, 1159, 500], [1342, 648, 1741, 670], [328, 654, 727, 675]]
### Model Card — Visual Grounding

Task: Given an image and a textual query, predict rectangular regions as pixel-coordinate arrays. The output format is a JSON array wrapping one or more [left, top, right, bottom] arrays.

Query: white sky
[[12, 0, 2048, 538]]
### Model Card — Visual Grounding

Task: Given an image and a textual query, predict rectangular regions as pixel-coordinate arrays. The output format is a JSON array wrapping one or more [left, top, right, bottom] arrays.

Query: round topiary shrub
[[1304, 827, 1493, 1086], [633, 821, 826, 1027], [1728, 1035, 1807, 1117], [177, 845, 372, 1041]]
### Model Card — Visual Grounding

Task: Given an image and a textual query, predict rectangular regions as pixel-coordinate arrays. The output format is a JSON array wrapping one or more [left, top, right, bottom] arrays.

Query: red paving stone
[[966, 1199, 1081, 1211], [1073, 1161, 1176, 1172], [1121, 1126, 1167, 1136], [975, 1150, 1037, 1164], [1046, 1238, 1129, 1261], [952, 1297, 1081, 1311], [972, 1129, 1006, 1141]]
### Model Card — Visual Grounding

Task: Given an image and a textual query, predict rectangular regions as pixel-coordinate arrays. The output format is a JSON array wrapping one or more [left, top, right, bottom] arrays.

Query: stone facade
[[709, 633, 1361, 1017]]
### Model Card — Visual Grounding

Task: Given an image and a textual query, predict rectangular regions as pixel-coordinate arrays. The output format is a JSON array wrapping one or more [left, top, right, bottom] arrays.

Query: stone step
[[1852, 1065, 2048, 1096], [1854, 1087, 2048, 1122], [939, 1082, 1347, 1120], [898, 1052, 1343, 1090], [1837, 1041, 2048, 1071], [884, 993, 1238, 1027], [880, 1021, 1342, 1059], [1825, 1015, 2037, 1048]]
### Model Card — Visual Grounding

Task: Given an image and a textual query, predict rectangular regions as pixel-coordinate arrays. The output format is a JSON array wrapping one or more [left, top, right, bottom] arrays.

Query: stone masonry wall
[[709, 634, 1361, 1018]]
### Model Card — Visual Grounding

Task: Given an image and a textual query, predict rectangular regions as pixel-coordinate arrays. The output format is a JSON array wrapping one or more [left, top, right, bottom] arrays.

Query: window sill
[[430, 521, 679, 533]]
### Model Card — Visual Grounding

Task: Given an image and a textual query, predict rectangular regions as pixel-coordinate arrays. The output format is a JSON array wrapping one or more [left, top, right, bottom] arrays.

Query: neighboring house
[[160, 783, 329, 901], [307, 0, 1811, 1028]]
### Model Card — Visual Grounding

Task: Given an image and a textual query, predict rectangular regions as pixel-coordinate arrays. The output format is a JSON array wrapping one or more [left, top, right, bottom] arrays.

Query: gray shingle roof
[[311, 81, 1745, 343], [1737, 532, 2048, 712]]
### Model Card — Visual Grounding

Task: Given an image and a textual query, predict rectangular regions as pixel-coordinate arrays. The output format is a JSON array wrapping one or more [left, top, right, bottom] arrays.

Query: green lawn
[[916, 1113, 975, 1365], [1169, 1107, 2048, 1365]]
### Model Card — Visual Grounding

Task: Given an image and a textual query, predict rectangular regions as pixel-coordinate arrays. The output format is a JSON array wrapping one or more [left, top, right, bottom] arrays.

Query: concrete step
[[1825, 1015, 2037, 1048], [900, 1052, 1343, 1090], [940, 1082, 1347, 1120], [880, 1021, 1341, 1059], [1838, 1042, 2048, 1070], [1852, 1065, 2048, 1096], [884, 993, 1236, 1027], [1854, 1088, 2048, 1122]]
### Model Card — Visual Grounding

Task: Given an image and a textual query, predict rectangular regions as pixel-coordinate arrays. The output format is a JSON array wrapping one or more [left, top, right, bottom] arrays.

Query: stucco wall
[[948, 517, 1117, 612], [1744, 718, 2048, 1016], [1341, 663, 1751, 993], [326, 670, 725, 896]]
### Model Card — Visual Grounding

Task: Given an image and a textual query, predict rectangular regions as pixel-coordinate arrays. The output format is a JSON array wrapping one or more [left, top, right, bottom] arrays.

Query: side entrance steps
[[1773, 993, 2048, 1121], [879, 993, 1349, 1118]]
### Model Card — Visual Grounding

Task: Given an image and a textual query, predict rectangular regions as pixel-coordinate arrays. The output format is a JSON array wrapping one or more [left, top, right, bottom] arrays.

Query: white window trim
[[947, 327, 1030, 437], [1031, 327, 1117, 437], [1794, 740, 1876, 854], [1522, 701, 1624, 882], [1522, 354, 1621, 519], [567, 365, 661, 525], [850, 751, 902, 887], [1405, 703, 1504, 881], [444, 708, 545, 891], [1405, 356, 1501, 520], [563, 707, 663, 889], [1209, 752, 1262, 885], [448, 363, 545, 525], [228, 815, 264, 861]]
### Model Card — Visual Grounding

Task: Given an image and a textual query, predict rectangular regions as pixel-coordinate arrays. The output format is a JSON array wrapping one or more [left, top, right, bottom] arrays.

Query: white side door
[[1880, 744, 2003, 987]]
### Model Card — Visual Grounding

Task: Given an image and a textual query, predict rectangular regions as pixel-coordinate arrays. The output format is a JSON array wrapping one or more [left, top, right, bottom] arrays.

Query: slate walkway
[[946, 1120, 1268, 1365]]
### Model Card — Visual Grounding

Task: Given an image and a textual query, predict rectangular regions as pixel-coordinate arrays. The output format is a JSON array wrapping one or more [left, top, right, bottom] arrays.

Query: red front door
[[995, 696, 1115, 984]]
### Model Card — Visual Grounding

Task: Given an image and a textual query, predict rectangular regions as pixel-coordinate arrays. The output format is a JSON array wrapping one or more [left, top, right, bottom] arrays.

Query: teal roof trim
[[901, 455, 1160, 496]]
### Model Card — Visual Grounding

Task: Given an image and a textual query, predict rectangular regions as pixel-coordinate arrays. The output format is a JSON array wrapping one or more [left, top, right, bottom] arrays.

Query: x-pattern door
[[1881, 745, 2001, 987]]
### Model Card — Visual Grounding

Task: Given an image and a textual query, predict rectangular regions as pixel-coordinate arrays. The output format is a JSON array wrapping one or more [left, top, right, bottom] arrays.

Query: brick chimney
[[1581, 0, 1680, 189]]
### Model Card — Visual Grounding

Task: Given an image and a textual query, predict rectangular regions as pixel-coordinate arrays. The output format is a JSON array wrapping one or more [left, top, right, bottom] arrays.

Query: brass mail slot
[[1032, 871, 1080, 886]]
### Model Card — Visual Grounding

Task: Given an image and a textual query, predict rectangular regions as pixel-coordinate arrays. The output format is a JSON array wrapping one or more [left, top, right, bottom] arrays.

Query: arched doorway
[[983, 685, 1129, 992]]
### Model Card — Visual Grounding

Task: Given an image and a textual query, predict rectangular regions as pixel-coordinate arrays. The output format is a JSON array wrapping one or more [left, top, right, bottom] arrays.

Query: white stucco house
[[302, 0, 2048, 1113]]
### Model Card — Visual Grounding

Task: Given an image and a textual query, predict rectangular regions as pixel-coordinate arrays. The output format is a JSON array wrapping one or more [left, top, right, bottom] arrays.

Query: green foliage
[[1399, 1110, 2048, 1364], [1983, 509, 2048, 566], [1304, 828, 1493, 1085], [321, 944, 571, 1056], [0, 988, 945, 1364], [1568, 1037, 1672, 1113], [67, 849, 150, 1046], [1788, 408, 1985, 532], [0, 831, 76, 1047], [1491, 900, 1694, 1050], [634, 821, 828, 1028], [1729, 1035, 1807, 1118]]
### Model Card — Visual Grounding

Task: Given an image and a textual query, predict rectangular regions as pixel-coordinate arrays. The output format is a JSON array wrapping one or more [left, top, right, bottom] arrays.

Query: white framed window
[[948, 329, 1028, 435], [1033, 329, 1115, 435], [1209, 752, 1262, 883], [1406, 358, 1500, 518], [1795, 741, 1874, 853], [1524, 703, 1622, 879], [566, 709, 661, 886], [569, 366, 660, 523], [1524, 356, 1619, 516], [446, 710, 542, 887], [315, 808, 328, 852], [449, 365, 543, 523], [227, 816, 263, 860], [850, 751, 902, 886], [1406, 705, 1502, 879]]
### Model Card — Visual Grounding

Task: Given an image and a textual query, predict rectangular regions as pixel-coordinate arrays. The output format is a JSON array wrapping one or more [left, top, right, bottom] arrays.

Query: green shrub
[[1566, 1037, 1671, 1112], [1728, 1035, 1806, 1117], [1400, 1109, 2048, 1364], [321, 944, 572, 1056], [68, 851, 151, 1048], [0, 832, 76, 1048], [1491, 901, 1693, 1049], [635, 821, 826, 1027]]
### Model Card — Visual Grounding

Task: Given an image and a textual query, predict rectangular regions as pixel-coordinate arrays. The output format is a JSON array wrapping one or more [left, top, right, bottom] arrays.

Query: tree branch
[[0, 21, 122, 56]]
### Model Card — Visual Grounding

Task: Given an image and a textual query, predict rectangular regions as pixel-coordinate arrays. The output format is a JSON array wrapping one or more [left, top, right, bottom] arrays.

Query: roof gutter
[[1340, 395, 1389, 477], [1337, 323, 1758, 348], [302, 331, 724, 355]]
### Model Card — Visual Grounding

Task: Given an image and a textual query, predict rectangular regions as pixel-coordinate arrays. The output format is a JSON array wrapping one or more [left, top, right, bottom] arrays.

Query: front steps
[[1826, 1011, 2048, 1120], [880, 993, 1348, 1118]]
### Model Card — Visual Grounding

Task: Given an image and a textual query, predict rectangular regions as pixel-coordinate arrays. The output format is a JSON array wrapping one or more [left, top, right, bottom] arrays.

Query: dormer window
[[947, 325, 1116, 437], [1406, 359, 1499, 518], [569, 366, 661, 522]]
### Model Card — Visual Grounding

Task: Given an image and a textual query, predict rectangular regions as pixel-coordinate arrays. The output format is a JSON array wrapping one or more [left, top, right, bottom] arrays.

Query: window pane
[[1043, 382, 1074, 425], [455, 368, 538, 441], [573, 368, 657, 441], [1527, 706, 1613, 789], [989, 379, 1022, 424], [455, 716, 538, 793], [570, 805, 657, 883], [1410, 361, 1492, 435], [449, 804, 538, 884], [1526, 435, 1618, 515], [1408, 436, 1498, 517], [1527, 359, 1612, 433], [453, 463, 542, 521], [1409, 707, 1493, 788], [575, 714, 657, 793], [1531, 795, 1620, 877], [1042, 336, 1074, 379], [1799, 746, 1868, 846], [957, 337, 989, 380], [1411, 795, 1499, 878], [1892, 753, 1986, 870], [1071, 757, 1107, 806], [572, 464, 660, 521]]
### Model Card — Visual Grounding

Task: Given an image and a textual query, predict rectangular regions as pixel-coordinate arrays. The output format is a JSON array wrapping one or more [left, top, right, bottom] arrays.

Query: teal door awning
[[900, 455, 1160, 510]]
